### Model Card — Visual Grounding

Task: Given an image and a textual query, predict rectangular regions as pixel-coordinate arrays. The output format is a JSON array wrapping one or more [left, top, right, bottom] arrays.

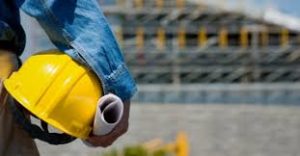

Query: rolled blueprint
[[92, 93, 124, 136]]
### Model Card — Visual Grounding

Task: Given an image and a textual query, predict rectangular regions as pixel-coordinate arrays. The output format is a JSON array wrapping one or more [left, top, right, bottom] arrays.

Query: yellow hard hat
[[4, 50, 103, 140]]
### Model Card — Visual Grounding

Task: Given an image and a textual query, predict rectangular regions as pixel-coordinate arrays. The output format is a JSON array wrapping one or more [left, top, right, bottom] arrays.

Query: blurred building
[[100, 0, 300, 104], [22, 0, 300, 104]]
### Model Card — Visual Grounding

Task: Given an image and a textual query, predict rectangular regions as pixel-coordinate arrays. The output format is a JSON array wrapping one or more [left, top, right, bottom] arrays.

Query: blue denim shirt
[[0, 0, 137, 101]]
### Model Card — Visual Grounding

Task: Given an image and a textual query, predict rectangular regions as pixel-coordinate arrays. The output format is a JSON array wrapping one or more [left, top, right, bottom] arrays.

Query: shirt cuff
[[104, 64, 137, 101]]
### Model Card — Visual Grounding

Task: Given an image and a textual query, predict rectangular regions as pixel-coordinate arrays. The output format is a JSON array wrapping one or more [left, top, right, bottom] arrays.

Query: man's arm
[[16, 0, 137, 101], [16, 0, 137, 146]]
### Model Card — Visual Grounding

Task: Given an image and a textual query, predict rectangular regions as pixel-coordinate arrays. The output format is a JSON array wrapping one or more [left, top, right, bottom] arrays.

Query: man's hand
[[86, 101, 131, 147]]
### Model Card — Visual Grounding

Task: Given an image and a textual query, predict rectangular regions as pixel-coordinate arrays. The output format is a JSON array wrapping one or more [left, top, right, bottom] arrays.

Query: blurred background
[[21, 0, 300, 155]]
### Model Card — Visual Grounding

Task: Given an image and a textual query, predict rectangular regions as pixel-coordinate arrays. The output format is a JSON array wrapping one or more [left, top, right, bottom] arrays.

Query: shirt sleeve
[[16, 0, 137, 101], [0, 0, 25, 55]]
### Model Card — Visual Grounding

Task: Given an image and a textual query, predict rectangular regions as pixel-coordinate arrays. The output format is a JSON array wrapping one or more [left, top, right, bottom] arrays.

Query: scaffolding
[[101, 0, 300, 104], [102, 1, 300, 83]]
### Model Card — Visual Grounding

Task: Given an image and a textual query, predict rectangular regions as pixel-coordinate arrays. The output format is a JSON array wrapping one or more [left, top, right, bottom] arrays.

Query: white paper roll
[[92, 93, 124, 136]]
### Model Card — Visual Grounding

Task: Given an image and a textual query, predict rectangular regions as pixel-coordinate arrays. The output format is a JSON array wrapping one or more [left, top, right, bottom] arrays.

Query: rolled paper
[[92, 93, 124, 136]]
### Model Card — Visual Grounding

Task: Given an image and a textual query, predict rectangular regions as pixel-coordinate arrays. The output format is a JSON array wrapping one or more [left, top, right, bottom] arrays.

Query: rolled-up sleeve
[[16, 0, 137, 100]]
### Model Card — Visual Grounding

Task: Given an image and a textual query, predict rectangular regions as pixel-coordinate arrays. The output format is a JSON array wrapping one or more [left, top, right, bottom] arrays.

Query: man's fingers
[[110, 121, 128, 138], [101, 142, 113, 148], [86, 121, 128, 147], [87, 134, 117, 147], [105, 122, 128, 140], [86, 100, 131, 147], [90, 139, 114, 148]]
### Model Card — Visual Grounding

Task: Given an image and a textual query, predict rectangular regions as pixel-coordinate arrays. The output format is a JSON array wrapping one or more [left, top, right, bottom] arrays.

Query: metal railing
[[133, 83, 300, 104]]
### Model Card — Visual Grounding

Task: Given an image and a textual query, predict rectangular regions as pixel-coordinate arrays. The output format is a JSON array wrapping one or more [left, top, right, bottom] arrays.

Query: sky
[[187, 0, 300, 31], [188, 0, 300, 18], [254, 0, 300, 17]]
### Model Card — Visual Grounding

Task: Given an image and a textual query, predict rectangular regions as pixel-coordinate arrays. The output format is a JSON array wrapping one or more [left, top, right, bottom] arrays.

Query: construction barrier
[[136, 27, 145, 49], [156, 0, 164, 9], [198, 26, 207, 47], [219, 26, 228, 48], [157, 27, 166, 50], [281, 28, 289, 47], [176, 0, 185, 9], [178, 26, 186, 49], [261, 27, 269, 47], [134, 0, 144, 9], [240, 26, 248, 48], [115, 25, 297, 50]]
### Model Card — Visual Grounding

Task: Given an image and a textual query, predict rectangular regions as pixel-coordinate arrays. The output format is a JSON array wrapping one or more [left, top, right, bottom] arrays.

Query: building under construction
[[98, 0, 300, 104]]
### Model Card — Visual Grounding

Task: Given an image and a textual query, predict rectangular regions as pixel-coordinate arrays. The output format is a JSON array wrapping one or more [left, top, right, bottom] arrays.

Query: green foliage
[[152, 149, 167, 156], [123, 145, 148, 156], [101, 145, 168, 156]]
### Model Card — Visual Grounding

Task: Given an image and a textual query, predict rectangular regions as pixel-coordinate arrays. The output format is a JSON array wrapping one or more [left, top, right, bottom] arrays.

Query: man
[[0, 0, 137, 155], [0, 50, 40, 156]]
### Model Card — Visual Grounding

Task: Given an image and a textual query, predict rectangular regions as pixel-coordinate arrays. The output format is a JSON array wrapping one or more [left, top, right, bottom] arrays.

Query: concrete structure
[[100, 0, 300, 104]]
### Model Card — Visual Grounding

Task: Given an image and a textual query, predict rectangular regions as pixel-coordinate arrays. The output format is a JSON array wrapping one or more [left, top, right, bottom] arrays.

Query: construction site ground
[[36, 104, 300, 156]]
